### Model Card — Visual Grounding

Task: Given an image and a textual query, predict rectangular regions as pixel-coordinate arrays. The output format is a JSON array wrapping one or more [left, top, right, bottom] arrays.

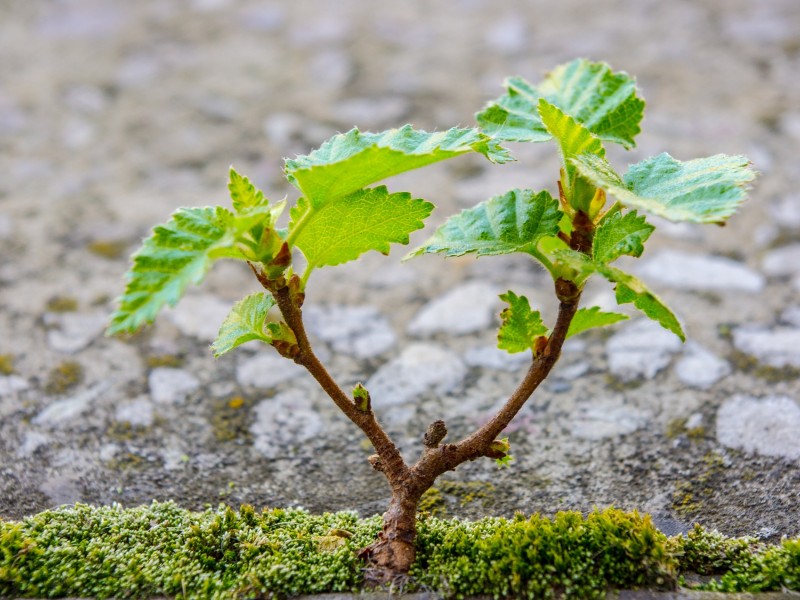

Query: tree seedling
[[108, 59, 756, 583]]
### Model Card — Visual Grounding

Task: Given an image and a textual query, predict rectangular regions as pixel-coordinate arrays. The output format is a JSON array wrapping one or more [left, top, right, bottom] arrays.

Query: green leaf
[[551, 251, 684, 340], [497, 291, 549, 354], [477, 59, 645, 149], [211, 293, 276, 357], [107, 207, 239, 335], [599, 265, 684, 341], [593, 207, 654, 263], [566, 306, 629, 339], [284, 126, 512, 206], [228, 167, 267, 212], [572, 152, 756, 224], [290, 186, 433, 268], [538, 99, 605, 210], [409, 189, 562, 259]]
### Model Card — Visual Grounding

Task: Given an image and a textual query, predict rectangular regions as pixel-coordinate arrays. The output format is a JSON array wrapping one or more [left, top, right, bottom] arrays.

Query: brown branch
[[411, 278, 581, 484], [258, 271, 409, 484]]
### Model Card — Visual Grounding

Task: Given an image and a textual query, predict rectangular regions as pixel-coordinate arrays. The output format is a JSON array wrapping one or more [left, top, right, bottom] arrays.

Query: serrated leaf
[[497, 291, 548, 354], [211, 292, 276, 357], [285, 126, 512, 206], [108, 207, 239, 335], [229, 168, 267, 212], [598, 265, 684, 341], [551, 251, 684, 340], [409, 189, 562, 260], [290, 186, 433, 268], [572, 152, 756, 224], [477, 59, 644, 149], [593, 208, 654, 263], [538, 99, 605, 209], [566, 306, 629, 339]]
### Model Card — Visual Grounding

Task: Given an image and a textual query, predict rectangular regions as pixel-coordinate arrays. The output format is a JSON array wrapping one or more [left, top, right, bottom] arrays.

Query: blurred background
[[1, 0, 799, 533]]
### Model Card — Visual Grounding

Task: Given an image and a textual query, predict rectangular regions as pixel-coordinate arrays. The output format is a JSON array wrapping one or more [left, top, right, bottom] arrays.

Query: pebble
[[17, 432, 52, 458], [716, 395, 800, 460], [732, 326, 800, 368], [768, 195, 800, 229], [149, 368, 200, 404], [236, 352, 305, 389], [781, 306, 800, 327], [762, 243, 800, 277], [166, 294, 234, 342], [305, 304, 396, 359], [674, 342, 731, 390], [115, 396, 155, 428], [239, 6, 285, 31], [33, 381, 110, 428], [367, 343, 467, 406], [44, 311, 107, 354], [606, 319, 683, 382], [407, 280, 500, 336], [0, 375, 29, 397], [64, 85, 108, 114], [635, 250, 765, 292], [569, 401, 650, 440], [463, 345, 531, 371], [250, 389, 325, 459], [0, 215, 12, 241], [308, 49, 353, 90]]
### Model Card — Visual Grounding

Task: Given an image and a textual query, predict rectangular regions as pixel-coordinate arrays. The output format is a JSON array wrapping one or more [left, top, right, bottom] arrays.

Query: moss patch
[[43, 360, 84, 395], [1, 502, 797, 598], [86, 239, 128, 260], [0, 354, 15, 376], [44, 296, 78, 313]]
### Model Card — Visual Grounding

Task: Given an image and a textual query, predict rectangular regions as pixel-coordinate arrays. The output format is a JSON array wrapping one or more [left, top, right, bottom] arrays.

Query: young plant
[[108, 59, 756, 584]]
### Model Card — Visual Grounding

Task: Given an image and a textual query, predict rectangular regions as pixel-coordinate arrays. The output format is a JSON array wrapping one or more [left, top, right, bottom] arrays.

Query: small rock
[[236, 352, 305, 389], [717, 395, 800, 460], [62, 117, 95, 149], [33, 382, 110, 427], [674, 342, 731, 390], [762, 243, 800, 277], [64, 85, 108, 114], [115, 396, 155, 428], [732, 326, 800, 368], [239, 6, 285, 31], [18, 432, 52, 458], [44, 311, 107, 354], [308, 50, 353, 90], [463, 345, 530, 371], [262, 112, 303, 146], [685, 412, 704, 430], [0, 214, 12, 241], [606, 319, 683, 382], [768, 194, 800, 229], [305, 304, 396, 359], [0, 375, 29, 397], [115, 54, 161, 88], [636, 250, 764, 292], [367, 343, 467, 406], [408, 281, 500, 336], [781, 306, 800, 327], [250, 389, 325, 459], [149, 368, 200, 404], [166, 294, 233, 342], [569, 401, 650, 440]]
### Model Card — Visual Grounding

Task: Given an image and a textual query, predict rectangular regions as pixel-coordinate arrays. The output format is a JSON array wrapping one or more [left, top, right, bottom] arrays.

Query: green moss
[[145, 354, 184, 369], [672, 452, 726, 517], [44, 360, 84, 394], [45, 296, 78, 313], [87, 239, 128, 260], [419, 480, 495, 518], [211, 395, 254, 443], [729, 350, 800, 383], [0, 354, 15, 376]]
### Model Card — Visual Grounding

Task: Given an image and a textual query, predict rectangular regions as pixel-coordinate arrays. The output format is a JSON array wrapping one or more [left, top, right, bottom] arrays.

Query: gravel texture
[[1, 0, 799, 544]]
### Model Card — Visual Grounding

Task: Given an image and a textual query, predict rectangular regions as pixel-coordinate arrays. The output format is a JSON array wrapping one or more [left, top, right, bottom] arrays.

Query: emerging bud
[[353, 383, 371, 413]]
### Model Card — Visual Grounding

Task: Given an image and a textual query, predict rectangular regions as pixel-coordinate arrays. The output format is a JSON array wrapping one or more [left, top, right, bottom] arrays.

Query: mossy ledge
[[1, 502, 797, 599]]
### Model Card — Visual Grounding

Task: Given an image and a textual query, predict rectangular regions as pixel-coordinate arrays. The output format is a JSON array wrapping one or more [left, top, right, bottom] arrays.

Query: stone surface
[[761, 243, 800, 277], [367, 343, 467, 406], [717, 395, 800, 460], [33, 382, 110, 428], [250, 389, 325, 459], [148, 368, 200, 404], [408, 281, 501, 336], [236, 352, 305, 389], [674, 342, 731, 390], [44, 311, 107, 354], [606, 319, 683, 382], [635, 250, 765, 292], [166, 294, 234, 342], [305, 304, 397, 359], [732, 326, 800, 368], [0, 0, 799, 544]]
